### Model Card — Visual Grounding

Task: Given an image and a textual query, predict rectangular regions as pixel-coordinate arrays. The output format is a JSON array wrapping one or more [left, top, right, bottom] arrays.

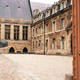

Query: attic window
[[18, 6, 21, 8], [6, 5, 9, 7]]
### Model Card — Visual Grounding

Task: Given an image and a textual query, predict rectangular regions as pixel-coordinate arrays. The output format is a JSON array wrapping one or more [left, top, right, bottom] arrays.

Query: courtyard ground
[[0, 54, 73, 80]]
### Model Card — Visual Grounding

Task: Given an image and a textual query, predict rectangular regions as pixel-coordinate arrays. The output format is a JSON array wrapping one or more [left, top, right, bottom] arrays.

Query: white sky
[[30, 0, 59, 4]]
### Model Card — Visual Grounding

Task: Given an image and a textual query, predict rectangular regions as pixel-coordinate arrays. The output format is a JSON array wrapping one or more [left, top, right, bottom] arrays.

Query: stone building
[[0, 0, 73, 55], [31, 0, 72, 55], [0, 0, 32, 53]]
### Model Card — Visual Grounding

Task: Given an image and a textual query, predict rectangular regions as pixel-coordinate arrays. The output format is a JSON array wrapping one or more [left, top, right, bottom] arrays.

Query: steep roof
[[31, 2, 51, 12], [0, 0, 32, 20]]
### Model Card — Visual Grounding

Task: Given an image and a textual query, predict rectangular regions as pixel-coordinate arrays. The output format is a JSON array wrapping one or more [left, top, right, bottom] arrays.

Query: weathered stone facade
[[0, 0, 72, 55], [31, 0, 72, 55], [0, 18, 32, 53]]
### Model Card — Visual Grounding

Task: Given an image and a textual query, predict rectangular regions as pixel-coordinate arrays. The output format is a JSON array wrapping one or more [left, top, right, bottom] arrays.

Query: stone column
[[11, 24, 14, 40], [1, 24, 5, 40], [20, 25, 22, 40]]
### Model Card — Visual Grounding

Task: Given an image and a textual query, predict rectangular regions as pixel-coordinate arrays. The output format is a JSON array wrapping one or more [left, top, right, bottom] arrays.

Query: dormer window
[[6, 5, 9, 7], [57, 4, 60, 11], [42, 13, 45, 19], [50, 9, 52, 15], [62, 2, 64, 9], [66, 0, 71, 7], [46, 11, 49, 17], [54, 7, 56, 13], [18, 6, 21, 8]]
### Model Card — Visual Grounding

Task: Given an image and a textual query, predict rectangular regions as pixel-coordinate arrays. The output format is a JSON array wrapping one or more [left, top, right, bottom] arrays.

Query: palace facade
[[31, 0, 72, 55], [0, 0, 32, 53], [0, 0, 72, 55]]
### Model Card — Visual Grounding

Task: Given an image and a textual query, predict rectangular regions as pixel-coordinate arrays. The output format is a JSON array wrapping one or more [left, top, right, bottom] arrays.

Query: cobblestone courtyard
[[0, 54, 73, 80]]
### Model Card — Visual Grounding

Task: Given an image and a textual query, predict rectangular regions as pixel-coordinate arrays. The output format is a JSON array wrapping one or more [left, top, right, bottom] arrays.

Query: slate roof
[[0, 0, 32, 20], [31, 2, 51, 12]]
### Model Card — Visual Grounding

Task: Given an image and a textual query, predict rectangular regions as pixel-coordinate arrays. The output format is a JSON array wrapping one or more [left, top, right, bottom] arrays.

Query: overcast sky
[[30, 0, 59, 4]]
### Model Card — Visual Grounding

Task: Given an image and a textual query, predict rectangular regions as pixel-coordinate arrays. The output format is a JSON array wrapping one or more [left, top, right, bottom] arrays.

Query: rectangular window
[[46, 24, 48, 33], [39, 27, 42, 34], [5, 25, 11, 40], [33, 41, 34, 49], [39, 40, 41, 50], [33, 29, 34, 36], [14, 25, 19, 40], [53, 39, 56, 50], [46, 40, 48, 49], [36, 41, 38, 48], [54, 7, 56, 13], [36, 28, 37, 33], [57, 4, 60, 11], [66, 0, 71, 7], [23, 26, 28, 40], [53, 21, 56, 32], [62, 37, 65, 50], [61, 19, 65, 29], [62, 2, 64, 9]]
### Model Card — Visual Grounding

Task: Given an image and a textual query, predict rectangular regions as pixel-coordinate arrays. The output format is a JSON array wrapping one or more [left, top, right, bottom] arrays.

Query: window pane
[[39, 40, 41, 50], [23, 26, 28, 40], [5, 25, 11, 40], [61, 19, 65, 29], [14, 26, 19, 40], [62, 37, 65, 50], [46, 40, 48, 49], [53, 22, 56, 32], [46, 24, 48, 33], [53, 39, 56, 50]]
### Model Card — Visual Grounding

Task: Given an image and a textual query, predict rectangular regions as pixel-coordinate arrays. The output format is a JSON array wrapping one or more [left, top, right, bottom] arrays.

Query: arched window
[[9, 47, 15, 53], [23, 47, 28, 53]]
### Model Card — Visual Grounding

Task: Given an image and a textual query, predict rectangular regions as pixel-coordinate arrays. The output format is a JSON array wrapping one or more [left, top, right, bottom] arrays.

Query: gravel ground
[[0, 54, 73, 80]]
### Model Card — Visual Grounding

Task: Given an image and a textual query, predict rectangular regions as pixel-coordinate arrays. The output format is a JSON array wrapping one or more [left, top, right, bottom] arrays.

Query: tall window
[[5, 25, 11, 40], [36, 28, 37, 33], [53, 39, 56, 50], [46, 40, 48, 49], [39, 27, 42, 34], [53, 21, 56, 32], [62, 37, 65, 50], [66, 0, 71, 7], [46, 24, 48, 33], [23, 26, 28, 40], [33, 29, 34, 36], [62, 2, 64, 9], [36, 41, 38, 48], [33, 41, 34, 49], [54, 7, 56, 13], [57, 4, 60, 11], [39, 40, 41, 50], [61, 19, 65, 29], [0, 25, 1, 40], [14, 26, 19, 40]]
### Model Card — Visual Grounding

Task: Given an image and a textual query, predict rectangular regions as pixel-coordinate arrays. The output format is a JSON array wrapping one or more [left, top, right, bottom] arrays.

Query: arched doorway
[[9, 47, 15, 53], [23, 47, 28, 53], [70, 34, 73, 54]]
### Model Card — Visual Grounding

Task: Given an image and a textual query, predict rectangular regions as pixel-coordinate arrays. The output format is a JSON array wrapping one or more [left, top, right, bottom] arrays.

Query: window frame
[[5, 25, 11, 40]]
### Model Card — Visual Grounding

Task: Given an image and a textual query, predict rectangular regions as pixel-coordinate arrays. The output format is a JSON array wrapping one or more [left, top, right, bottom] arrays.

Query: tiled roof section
[[0, 0, 32, 20]]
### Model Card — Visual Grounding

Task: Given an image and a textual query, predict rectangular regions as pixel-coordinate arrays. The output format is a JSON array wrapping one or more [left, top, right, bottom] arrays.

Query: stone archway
[[23, 47, 28, 53], [9, 47, 15, 53]]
